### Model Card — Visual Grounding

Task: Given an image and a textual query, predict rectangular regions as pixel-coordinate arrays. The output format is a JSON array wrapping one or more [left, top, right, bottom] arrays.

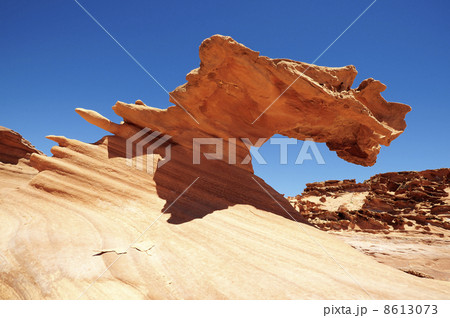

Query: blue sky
[[1, 0, 449, 196]]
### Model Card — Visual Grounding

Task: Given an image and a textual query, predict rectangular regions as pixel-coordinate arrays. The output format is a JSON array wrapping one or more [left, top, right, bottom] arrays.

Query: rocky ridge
[[289, 169, 450, 233]]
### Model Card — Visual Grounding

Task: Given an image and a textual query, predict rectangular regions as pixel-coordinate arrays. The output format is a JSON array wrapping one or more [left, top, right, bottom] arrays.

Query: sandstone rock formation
[[0, 127, 41, 191], [289, 168, 450, 280], [2, 35, 449, 299], [0, 126, 42, 165], [77, 35, 410, 168]]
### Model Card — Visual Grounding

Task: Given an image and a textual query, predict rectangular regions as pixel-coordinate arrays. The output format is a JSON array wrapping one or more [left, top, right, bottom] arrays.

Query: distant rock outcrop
[[288, 168, 450, 281], [289, 168, 450, 233]]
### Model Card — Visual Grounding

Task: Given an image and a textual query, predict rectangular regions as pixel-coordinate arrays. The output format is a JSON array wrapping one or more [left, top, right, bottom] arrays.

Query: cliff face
[[289, 168, 450, 281], [2, 35, 448, 299]]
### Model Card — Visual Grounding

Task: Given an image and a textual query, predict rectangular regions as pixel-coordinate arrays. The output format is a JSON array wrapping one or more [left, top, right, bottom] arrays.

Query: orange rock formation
[[78, 35, 410, 168], [0, 127, 41, 191], [1, 36, 448, 299]]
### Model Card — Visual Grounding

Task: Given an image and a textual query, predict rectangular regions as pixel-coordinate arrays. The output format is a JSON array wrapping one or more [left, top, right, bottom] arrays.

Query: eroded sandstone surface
[[0, 127, 41, 191], [2, 36, 448, 299], [77, 35, 411, 168]]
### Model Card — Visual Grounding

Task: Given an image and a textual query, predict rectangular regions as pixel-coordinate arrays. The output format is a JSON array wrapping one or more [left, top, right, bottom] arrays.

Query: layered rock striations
[[0, 127, 42, 191], [2, 35, 448, 299], [0, 126, 42, 165]]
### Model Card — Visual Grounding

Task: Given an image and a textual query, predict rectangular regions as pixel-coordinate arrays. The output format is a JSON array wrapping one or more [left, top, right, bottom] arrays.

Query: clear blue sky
[[1, 0, 449, 196]]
